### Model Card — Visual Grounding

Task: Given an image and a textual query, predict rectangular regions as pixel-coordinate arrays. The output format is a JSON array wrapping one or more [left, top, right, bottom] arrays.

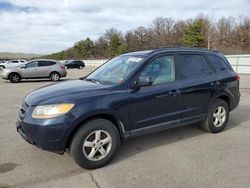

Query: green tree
[[182, 20, 205, 47], [108, 34, 127, 57], [74, 37, 95, 59]]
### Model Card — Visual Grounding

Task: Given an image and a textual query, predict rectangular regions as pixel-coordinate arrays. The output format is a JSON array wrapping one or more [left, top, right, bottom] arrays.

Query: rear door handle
[[168, 89, 181, 96]]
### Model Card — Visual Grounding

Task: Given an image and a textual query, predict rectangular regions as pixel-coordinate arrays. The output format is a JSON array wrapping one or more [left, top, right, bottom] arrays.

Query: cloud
[[0, 0, 249, 54]]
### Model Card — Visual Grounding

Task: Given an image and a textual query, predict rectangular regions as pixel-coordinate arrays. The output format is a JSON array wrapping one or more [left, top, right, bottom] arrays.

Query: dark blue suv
[[16, 48, 240, 169]]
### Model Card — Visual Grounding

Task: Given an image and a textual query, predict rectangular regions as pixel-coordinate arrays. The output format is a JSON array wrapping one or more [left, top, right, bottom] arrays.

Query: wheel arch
[[8, 72, 21, 79], [66, 113, 126, 149], [50, 71, 61, 76], [209, 93, 232, 112]]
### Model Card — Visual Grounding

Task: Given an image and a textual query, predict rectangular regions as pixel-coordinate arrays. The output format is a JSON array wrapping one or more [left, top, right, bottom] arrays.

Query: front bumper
[[0, 70, 9, 79], [16, 120, 66, 154], [16, 101, 75, 154]]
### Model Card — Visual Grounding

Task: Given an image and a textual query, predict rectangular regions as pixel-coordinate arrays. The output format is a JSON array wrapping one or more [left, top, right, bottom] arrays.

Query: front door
[[21, 61, 38, 78], [128, 54, 182, 135]]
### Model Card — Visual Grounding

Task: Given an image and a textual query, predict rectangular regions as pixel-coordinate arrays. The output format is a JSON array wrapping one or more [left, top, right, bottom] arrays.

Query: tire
[[201, 99, 229, 133], [78, 66, 83, 69], [70, 119, 120, 169], [9, 73, 21, 83], [50, 72, 60, 81]]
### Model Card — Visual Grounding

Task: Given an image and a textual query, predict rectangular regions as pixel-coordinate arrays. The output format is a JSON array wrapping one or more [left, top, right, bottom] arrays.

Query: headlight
[[32, 103, 74, 119]]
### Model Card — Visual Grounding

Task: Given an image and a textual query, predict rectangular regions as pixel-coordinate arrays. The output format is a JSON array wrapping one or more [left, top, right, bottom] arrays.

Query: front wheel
[[70, 119, 120, 169], [50, 72, 60, 81], [201, 99, 229, 133], [9, 73, 21, 83]]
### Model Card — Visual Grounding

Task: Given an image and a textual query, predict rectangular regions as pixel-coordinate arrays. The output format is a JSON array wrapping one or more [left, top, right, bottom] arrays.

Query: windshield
[[87, 56, 144, 85]]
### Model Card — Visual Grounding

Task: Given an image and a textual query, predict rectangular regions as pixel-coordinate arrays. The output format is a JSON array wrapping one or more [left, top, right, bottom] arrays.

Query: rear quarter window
[[207, 55, 230, 72]]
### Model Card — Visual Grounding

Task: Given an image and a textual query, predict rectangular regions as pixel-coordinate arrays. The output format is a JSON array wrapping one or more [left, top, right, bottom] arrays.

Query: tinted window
[[176, 54, 212, 80], [140, 55, 175, 85], [11, 61, 19, 63], [207, 55, 229, 72], [38, 61, 56, 67], [26, 61, 38, 68]]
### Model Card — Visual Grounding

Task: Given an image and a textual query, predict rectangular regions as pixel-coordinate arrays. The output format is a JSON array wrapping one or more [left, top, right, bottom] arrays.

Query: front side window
[[25, 61, 38, 68], [139, 55, 175, 85], [176, 54, 212, 80], [87, 56, 144, 85]]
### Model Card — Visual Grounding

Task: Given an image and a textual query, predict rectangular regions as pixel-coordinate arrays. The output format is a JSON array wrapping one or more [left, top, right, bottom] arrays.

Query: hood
[[25, 79, 112, 105]]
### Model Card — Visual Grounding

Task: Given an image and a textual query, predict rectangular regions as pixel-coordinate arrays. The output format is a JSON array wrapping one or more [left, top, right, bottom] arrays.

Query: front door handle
[[156, 89, 180, 98], [210, 81, 221, 86]]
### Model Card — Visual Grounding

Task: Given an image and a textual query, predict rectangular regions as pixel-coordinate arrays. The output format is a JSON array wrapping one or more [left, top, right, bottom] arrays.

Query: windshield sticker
[[128, 57, 142, 62]]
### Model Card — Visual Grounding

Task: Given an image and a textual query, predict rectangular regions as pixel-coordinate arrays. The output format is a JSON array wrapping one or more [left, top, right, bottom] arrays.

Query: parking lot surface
[[0, 68, 250, 188]]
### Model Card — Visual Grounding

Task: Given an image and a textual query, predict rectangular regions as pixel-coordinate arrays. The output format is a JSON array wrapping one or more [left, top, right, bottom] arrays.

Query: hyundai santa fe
[[16, 48, 240, 169]]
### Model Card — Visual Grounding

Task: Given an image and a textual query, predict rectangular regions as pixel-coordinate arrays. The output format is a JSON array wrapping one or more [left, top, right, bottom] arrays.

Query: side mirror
[[130, 76, 153, 90], [139, 76, 153, 87]]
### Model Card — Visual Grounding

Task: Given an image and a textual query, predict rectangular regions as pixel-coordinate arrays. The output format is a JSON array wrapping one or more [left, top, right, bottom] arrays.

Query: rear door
[[37, 61, 55, 77], [175, 53, 217, 124]]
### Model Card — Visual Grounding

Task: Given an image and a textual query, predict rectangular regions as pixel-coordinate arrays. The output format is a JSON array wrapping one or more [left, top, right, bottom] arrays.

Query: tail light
[[235, 73, 240, 81], [60, 65, 65, 70]]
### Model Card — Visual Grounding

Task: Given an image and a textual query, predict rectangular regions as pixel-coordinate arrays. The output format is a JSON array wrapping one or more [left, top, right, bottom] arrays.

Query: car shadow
[[2, 78, 73, 83], [226, 104, 250, 130], [112, 104, 248, 164], [112, 123, 204, 164]]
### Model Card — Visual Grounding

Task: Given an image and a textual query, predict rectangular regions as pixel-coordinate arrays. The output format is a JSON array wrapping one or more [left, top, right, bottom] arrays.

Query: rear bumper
[[230, 90, 240, 111], [60, 70, 67, 77]]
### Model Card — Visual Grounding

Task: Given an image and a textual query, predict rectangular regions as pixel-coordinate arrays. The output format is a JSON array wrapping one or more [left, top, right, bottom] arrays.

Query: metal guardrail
[[82, 55, 250, 74]]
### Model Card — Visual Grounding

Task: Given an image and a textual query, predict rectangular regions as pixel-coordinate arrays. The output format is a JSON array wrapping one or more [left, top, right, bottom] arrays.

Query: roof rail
[[158, 45, 185, 49]]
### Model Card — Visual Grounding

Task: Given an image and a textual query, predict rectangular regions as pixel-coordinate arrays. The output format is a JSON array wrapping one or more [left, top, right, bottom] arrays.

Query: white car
[[0, 60, 26, 69]]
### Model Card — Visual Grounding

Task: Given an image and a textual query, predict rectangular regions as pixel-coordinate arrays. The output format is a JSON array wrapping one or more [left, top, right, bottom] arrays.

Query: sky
[[0, 0, 249, 54]]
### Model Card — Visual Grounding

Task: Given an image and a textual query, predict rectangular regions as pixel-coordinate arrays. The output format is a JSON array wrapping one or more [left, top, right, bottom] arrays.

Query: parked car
[[0, 59, 26, 69], [0, 59, 66, 83], [16, 48, 240, 169], [64, 60, 85, 69]]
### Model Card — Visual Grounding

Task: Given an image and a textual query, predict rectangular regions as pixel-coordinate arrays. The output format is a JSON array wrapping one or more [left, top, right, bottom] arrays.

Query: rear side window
[[207, 55, 230, 72], [38, 61, 56, 67], [176, 54, 212, 80]]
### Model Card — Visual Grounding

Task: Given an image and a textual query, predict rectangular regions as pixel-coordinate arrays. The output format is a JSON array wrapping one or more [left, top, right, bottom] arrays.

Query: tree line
[[44, 14, 250, 60]]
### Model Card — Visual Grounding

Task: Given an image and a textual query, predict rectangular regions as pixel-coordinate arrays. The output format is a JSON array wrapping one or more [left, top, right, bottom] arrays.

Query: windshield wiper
[[85, 78, 101, 84]]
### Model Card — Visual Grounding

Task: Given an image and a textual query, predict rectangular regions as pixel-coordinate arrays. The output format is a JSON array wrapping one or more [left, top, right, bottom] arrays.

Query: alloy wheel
[[82, 130, 112, 161]]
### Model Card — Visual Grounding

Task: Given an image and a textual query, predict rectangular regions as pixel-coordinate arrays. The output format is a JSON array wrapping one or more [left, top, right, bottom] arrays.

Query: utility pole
[[208, 9, 215, 50]]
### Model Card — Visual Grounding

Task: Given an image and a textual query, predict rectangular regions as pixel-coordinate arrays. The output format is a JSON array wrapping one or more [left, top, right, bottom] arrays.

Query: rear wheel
[[78, 65, 83, 69], [70, 119, 120, 169], [9, 73, 21, 83], [201, 99, 229, 133], [50, 72, 60, 81]]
